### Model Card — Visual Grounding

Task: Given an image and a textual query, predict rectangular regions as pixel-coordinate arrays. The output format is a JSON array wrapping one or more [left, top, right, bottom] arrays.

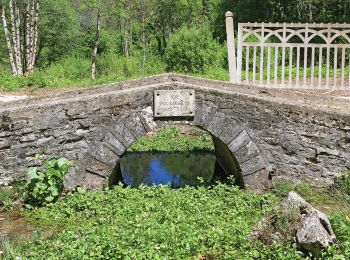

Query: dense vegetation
[[18, 184, 279, 259], [0, 0, 349, 91], [1, 179, 348, 259], [1, 0, 350, 253], [128, 126, 214, 153], [0, 127, 349, 259]]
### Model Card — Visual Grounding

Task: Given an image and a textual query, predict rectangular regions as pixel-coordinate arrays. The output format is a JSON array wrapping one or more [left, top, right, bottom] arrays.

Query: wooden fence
[[225, 11, 350, 90]]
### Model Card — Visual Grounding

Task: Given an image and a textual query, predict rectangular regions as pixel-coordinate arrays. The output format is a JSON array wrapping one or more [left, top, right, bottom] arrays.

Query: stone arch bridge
[[1, 74, 349, 191]]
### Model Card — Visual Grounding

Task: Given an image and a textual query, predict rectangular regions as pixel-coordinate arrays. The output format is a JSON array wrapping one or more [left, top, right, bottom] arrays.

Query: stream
[[120, 152, 216, 187]]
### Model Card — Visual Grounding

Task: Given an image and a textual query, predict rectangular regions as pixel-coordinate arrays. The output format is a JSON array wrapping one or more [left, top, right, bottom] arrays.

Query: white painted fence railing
[[225, 11, 350, 90]]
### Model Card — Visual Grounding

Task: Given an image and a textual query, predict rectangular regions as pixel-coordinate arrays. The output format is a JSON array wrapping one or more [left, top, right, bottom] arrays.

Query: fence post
[[225, 11, 237, 83]]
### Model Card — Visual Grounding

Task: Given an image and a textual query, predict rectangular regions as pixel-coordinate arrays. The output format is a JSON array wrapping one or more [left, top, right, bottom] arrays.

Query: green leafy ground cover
[[17, 183, 280, 259], [127, 126, 214, 153], [7, 180, 350, 259], [1, 127, 349, 259]]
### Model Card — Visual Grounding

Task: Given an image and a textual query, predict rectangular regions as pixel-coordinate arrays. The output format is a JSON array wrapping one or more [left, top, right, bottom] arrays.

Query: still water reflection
[[120, 152, 216, 187]]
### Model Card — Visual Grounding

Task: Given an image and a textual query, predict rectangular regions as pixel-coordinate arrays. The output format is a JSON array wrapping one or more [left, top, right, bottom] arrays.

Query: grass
[[0, 54, 232, 93], [0, 184, 348, 259], [1, 129, 350, 259], [0, 183, 24, 211], [0, 54, 166, 92], [17, 183, 281, 259], [0, 237, 18, 260], [1, 47, 349, 93], [4, 180, 347, 259], [271, 178, 350, 214]]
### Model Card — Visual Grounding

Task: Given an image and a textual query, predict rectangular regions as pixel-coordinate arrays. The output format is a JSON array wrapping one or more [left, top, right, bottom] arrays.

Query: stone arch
[[74, 104, 269, 192]]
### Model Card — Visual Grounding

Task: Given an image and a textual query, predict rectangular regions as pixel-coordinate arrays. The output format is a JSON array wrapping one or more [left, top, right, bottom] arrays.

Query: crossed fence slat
[[225, 12, 350, 90]]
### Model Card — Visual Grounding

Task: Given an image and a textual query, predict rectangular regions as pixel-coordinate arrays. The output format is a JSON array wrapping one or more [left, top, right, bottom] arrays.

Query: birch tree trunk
[[0, 0, 39, 76], [27, 0, 39, 73], [90, 8, 100, 79], [31, 1, 39, 71], [25, 0, 31, 71], [0, 2, 17, 75], [14, 0, 22, 74], [9, 0, 22, 75]]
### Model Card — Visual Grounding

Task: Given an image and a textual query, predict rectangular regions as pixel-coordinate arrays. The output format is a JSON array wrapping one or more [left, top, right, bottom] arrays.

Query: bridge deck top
[[1, 73, 349, 117]]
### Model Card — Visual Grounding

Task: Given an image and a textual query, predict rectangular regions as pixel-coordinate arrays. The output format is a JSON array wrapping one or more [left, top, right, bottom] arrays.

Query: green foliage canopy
[[165, 27, 224, 73]]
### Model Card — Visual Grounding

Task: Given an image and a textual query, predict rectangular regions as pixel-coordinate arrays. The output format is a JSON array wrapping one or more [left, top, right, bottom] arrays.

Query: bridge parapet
[[0, 74, 349, 190]]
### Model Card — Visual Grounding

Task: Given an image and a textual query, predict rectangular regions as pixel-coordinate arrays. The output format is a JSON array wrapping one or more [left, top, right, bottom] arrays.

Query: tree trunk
[[28, 0, 39, 72], [122, 22, 128, 57], [1, 0, 39, 76], [14, 0, 22, 74], [25, 0, 31, 72], [31, 1, 39, 70], [90, 8, 100, 79], [27, 0, 35, 72], [140, 0, 146, 67], [0, 3, 17, 75], [128, 0, 132, 56], [9, 0, 22, 75], [121, 0, 132, 57]]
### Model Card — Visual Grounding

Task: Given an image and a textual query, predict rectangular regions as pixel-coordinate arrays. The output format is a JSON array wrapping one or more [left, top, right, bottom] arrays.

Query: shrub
[[97, 52, 165, 79], [165, 27, 225, 73], [23, 157, 71, 208], [196, 66, 229, 81]]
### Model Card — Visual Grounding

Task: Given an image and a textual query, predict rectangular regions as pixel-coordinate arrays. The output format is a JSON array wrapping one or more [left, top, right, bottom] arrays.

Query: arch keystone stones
[[79, 103, 268, 192]]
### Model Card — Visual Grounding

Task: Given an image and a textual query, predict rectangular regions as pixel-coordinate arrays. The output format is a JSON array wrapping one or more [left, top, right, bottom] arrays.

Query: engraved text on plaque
[[154, 90, 195, 117]]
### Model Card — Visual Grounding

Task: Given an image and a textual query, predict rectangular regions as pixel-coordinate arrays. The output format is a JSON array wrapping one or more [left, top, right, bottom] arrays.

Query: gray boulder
[[248, 192, 336, 257], [287, 192, 336, 256]]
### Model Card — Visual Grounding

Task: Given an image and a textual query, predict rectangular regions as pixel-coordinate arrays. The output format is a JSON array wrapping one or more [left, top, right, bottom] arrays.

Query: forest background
[[0, 0, 349, 91]]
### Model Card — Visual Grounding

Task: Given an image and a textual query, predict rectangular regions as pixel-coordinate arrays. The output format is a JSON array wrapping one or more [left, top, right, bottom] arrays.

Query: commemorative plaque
[[154, 89, 195, 117]]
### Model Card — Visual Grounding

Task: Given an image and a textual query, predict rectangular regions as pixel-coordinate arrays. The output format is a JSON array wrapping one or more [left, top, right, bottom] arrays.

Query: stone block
[[206, 111, 227, 136], [123, 113, 146, 139], [235, 141, 260, 164], [139, 106, 157, 131], [240, 155, 266, 176], [218, 119, 243, 144], [88, 142, 119, 166], [228, 130, 251, 153], [193, 105, 213, 127], [112, 121, 136, 147], [86, 158, 114, 178], [243, 169, 269, 192], [19, 133, 36, 143], [103, 131, 126, 156]]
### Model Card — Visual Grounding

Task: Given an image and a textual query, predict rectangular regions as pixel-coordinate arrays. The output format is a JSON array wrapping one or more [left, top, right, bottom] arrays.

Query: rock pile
[[249, 192, 336, 257]]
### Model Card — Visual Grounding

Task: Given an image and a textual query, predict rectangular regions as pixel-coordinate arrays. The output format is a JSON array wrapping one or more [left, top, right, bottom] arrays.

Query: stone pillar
[[225, 11, 237, 83]]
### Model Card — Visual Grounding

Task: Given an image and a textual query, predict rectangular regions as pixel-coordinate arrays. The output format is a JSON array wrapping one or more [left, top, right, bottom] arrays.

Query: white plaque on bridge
[[154, 90, 195, 117]]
